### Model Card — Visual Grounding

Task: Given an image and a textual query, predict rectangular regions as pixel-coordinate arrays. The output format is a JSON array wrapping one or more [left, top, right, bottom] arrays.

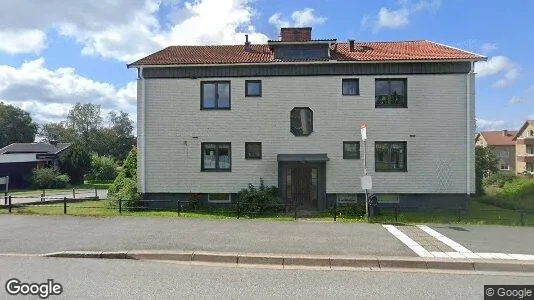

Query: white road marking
[[382, 225, 433, 257], [417, 225, 473, 253], [383, 224, 534, 261]]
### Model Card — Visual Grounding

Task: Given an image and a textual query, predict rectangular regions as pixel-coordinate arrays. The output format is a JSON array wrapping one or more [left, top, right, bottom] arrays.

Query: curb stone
[[40, 250, 534, 274]]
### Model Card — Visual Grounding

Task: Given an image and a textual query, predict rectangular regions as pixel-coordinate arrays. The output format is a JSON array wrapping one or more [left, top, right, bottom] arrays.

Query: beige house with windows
[[513, 120, 534, 175], [128, 27, 485, 211], [475, 130, 517, 172]]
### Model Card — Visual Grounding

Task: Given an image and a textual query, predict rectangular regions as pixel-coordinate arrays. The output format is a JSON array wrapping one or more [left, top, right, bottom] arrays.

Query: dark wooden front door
[[286, 166, 318, 210]]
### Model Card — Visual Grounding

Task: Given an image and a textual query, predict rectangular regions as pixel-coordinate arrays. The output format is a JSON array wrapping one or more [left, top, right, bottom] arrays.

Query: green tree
[[67, 103, 103, 136], [87, 154, 118, 181], [60, 142, 92, 184], [40, 121, 77, 143], [107, 111, 136, 162], [475, 145, 499, 195], [108, 147, 139, 210], [0, 102, 38, 148]]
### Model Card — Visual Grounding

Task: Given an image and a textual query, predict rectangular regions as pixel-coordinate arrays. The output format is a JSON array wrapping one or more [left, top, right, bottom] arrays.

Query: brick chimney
[[244, 34, 252, 52], [348, 39, 355, 52], [280, 27, 312, 42], [502, 130, 508, 136]]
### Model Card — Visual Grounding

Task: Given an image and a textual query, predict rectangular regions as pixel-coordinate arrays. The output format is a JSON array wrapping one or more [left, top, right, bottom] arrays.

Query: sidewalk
[[0, 215, 411, 256]]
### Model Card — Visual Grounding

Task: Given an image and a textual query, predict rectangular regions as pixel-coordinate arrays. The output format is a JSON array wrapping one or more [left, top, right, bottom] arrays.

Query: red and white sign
[[360, 122, 367, 141]]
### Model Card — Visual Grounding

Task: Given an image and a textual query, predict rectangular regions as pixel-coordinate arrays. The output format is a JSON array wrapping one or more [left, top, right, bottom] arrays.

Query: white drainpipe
[[140, 67, 147, 193], [466, 62, 474, 195]]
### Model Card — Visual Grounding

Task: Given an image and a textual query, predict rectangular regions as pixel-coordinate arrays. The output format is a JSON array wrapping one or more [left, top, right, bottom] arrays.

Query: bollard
[[333, 201, 337, 221], [394, 208, 398, 222], [72, 188, 76, 199], [294, 203, 297, 221], [4, 192, 7, 205], [177, 199, 181, 214], [8, 195, 12, 213], [95, 188, 98, 198], [236, 199, 240, 219], [63, 197, 67, 214], [520, 211, 525, 226], [119, 198, 122, 215], [40, 193, 45, 202]]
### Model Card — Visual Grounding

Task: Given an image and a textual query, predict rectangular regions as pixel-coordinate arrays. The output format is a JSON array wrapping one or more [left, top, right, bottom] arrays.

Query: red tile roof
[[128, 40, 485, 67], [479, 131, 518, 146]]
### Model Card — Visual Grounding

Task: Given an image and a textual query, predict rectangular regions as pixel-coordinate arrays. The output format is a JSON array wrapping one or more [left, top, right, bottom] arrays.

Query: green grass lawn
[[7, 182, 112, 196], [1, 198, 532, 226]]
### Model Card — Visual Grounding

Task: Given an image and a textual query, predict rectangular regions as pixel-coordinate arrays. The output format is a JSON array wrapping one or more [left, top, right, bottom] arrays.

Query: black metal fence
[[1, 196, 533, 226]]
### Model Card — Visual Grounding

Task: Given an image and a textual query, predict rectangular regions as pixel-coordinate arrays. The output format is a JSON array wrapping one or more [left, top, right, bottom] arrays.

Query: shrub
[[87, 154, 118, 181], [483, 172, 517, 188], [501, 178, 534, 199], [184, 193, 202, 211], [237, 178, 281, 216], [331, 203, 367, 218], [107, 147, 140, 211], [108, 147, 137, 198], [30, 168, 70, 189], [112, 178, 141, 210]]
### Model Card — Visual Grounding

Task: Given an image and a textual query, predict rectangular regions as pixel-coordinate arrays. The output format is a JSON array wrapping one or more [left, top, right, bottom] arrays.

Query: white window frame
[[208, 193, 232, 204], [500, 163, 510, 171]]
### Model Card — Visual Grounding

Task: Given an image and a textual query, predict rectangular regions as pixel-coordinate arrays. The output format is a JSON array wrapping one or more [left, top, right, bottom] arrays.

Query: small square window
[[245, 80, 262, 97], [342, 79, 359, 95], [245, 142, 262, 159], [208, 193, 231, 203], [343, 141, 360, 159]]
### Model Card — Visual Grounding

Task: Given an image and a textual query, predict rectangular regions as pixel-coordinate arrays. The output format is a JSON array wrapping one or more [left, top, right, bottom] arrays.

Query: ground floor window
[[337, 193, 358, 204], [375, 142, 407, 172], [377, 194, 400, 204], [201, 143, 231, 171], [500, 163, 510, 171], [208, 193, 231, 203], [527, 163, 534, 173]]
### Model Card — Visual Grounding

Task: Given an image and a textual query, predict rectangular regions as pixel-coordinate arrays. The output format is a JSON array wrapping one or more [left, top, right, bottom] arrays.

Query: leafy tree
[[87, 154, 118, 181], [31, 168, 70, 189], [40, 121, 77, 143], [0, 102, 38, 148], [67, 103, 103, 136], [60, 142, 92, 184], [107, 111, 136, 162], [475, 145, 499, 195]]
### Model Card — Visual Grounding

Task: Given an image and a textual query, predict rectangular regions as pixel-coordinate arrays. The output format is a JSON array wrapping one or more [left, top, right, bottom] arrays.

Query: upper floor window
[[290, 107, 313, 136], [375, 79, 407, 108], [342, 79, 360, 96], [245, 80, 262, 97], [201, 81, 230, 109], [499, 151, 510, 159], [343, 141, 360, 159], [530, 130, 534, 137], [375, 141, 407, 172], [245, 142, 262, 159], [527, 145, 534, 155], [201, 143, 231, 171]]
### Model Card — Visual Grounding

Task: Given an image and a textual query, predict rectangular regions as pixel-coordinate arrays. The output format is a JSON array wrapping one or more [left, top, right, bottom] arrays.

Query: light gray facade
[[136, 62, 476, 210]]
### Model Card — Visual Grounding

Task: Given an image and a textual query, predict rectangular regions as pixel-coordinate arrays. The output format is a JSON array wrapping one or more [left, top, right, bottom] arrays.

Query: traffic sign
[[361, 175, 372, 190], [360, 121, 367, 141]]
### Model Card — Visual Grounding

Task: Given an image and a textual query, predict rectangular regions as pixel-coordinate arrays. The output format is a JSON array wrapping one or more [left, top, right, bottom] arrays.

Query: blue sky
[[0, 0, 532, 131]]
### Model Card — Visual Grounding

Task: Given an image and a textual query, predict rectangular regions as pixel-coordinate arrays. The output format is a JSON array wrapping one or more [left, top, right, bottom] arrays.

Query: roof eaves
[[424, 40, 488, 61]]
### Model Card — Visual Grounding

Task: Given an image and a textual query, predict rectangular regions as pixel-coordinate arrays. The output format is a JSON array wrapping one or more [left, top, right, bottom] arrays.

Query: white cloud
[[480, 42, 497, 54], [362, 0, 441, 32], [0, 29, 47, 54], [509, 96, 534, 105], [475, 56, 520, 88], [0, 0, 269, 62], [268, 8, 326, 30], [476, 118, 511, 131], [0, 59, 135, 124]]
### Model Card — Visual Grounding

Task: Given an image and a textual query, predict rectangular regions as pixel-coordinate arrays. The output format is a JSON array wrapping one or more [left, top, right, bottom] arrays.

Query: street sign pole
[[361, 122, 369, 218]]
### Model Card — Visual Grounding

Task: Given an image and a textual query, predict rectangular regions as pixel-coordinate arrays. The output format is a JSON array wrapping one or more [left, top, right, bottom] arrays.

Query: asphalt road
[[429, 224, 534, 254], [0, 215, 411, 256], [0, 256, 532, 299]]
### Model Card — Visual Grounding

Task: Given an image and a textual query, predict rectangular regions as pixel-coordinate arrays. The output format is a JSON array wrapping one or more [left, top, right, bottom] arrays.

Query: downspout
[[466, 61, 474, 195], [140, 67, 147, 193]]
